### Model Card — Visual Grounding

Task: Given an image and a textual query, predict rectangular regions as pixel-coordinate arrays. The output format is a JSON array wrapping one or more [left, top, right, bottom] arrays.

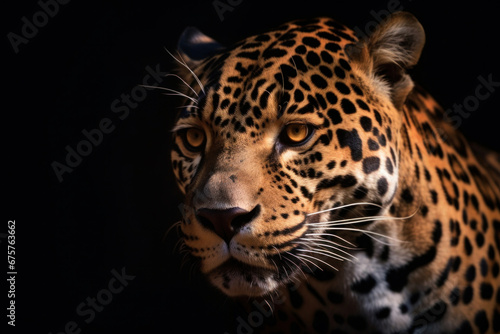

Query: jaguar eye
[[281, 123, 313, 146], [183, 128, 205, 151]]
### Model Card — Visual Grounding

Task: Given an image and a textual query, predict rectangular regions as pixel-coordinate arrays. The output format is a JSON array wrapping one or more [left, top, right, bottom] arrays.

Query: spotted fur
[[169, 12, 500, 333]]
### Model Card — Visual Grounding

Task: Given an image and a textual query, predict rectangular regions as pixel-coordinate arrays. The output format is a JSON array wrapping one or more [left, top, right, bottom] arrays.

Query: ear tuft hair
[[347, 12, 425, 109]]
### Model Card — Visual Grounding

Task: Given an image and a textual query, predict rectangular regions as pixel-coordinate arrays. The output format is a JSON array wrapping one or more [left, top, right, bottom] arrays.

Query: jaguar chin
[[207, 258, 282, 297]]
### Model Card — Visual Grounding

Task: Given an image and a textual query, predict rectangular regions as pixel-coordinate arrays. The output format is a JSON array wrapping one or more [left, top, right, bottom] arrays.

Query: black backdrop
[[4, 1, 500, 333]]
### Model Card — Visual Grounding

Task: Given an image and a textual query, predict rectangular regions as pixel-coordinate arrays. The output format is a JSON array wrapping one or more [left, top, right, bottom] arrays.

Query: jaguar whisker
[[306, 215, 386, 226], [287, 252, 323, 271], [284, 251, 314, 274], [294, 239, 358, 260], [164, 220, 182, 240], [308, 227, 402, 245], [294, 253, 339, 272], [282, 252, 308, 280], [176, 105, 200, 110], [302, 232, 357, 247], [142, 85, 199, 104], [289, 55, 299, 77], [307, 215, 406, 227], [306, 202, 384, 216], [299, 237, 360, 251], [164, 73, 199, 97], [164, 48, 206, 95], [296, 247, 354, 263]]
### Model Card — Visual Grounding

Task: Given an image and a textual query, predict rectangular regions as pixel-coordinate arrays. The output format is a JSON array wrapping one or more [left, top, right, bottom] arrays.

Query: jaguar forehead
[[188, 20, 358, 121]]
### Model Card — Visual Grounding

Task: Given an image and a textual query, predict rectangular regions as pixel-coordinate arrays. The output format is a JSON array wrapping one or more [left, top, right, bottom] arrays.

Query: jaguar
[[168, 12, 500, 333]]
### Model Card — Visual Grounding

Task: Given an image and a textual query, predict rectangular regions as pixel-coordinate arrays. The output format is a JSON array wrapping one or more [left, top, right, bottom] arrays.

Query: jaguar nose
[[196, 205, 261, 243]]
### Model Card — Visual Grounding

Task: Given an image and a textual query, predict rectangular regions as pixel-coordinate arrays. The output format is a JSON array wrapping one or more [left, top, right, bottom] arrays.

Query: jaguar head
[[170, 12, 424, 297]]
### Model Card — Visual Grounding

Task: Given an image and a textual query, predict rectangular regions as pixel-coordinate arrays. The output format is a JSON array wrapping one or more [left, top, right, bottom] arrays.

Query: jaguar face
[[170, 14, 424, 296]]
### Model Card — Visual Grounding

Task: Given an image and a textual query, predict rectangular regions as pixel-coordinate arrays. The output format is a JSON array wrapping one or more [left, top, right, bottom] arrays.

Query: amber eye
[[183, 128, 205, 151], [283, 123, 311, 145]]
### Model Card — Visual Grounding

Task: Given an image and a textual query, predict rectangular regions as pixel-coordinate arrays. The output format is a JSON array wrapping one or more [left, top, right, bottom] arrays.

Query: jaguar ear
[[177, 27, 223, 68], [347, 12, 425, 109]]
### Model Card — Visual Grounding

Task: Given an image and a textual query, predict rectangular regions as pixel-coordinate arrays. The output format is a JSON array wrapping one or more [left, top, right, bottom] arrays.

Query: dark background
[[4, 1, 500, 333]]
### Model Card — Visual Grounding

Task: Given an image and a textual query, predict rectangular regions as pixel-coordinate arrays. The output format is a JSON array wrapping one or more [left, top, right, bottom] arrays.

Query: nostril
[[196, 205, 261, 243], [231, 205, 260, 231]]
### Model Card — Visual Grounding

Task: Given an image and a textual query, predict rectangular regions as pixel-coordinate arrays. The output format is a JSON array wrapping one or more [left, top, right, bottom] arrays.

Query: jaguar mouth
[[201, 214, 324, 296], [207, 258, 282, 297]]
